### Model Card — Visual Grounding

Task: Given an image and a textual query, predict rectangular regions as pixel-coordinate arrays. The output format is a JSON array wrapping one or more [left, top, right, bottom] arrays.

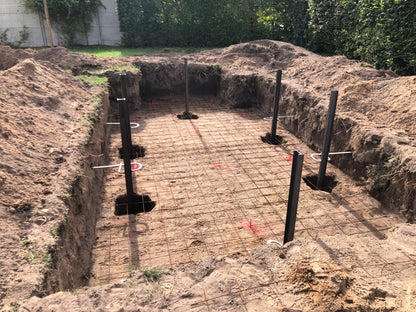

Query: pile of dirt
[[0, 55, 104, 307]]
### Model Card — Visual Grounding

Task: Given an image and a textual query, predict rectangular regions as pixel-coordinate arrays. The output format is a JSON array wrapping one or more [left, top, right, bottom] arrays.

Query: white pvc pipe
[[266, 240, 283, 247], [92, 162, 143, 173], [263, 116, 293, 121], [310, 151, 352, 162], [106, 122, 140, 129]]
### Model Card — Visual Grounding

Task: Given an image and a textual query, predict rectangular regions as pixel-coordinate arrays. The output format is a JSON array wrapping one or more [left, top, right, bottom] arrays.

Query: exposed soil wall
[[107, 70, 142, 110], [135, 61, 221, 99], [279, 86, 416, 222], [42, 94, 110, 292]]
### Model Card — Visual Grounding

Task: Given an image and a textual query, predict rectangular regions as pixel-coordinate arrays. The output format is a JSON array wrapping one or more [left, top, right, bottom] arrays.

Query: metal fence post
[[317, 90, 338, 189], [271, 70, 282, 138], [284, 150, 304, 244]]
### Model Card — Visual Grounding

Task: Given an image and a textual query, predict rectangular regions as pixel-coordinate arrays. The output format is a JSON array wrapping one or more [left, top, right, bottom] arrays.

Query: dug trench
[[42, 59, 415, 294]]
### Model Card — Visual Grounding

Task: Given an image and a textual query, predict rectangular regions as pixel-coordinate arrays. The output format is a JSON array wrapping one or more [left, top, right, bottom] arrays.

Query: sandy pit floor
[[90, 96, 403, 285]]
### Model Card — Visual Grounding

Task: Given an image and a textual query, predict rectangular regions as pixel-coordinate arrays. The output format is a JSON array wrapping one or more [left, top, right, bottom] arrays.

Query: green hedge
[[310, 0, 416, 75]]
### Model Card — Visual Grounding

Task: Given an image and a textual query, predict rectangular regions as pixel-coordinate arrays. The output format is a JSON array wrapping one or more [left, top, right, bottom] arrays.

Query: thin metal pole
[[284, 150, 304, 244], [185, 58, 189, 114], [118, 98, 134, 201], [271, 70, 282, 138], [317, 91, 338, 189], [42, 0, 54, 47]]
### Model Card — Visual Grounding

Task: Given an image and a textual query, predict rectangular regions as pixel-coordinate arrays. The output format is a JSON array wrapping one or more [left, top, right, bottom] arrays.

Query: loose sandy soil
[[0, 41, 415, 311]]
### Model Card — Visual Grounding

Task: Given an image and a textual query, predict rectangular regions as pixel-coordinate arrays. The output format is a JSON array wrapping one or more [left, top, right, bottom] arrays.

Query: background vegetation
[[24, 0, 415, 75], [116, 0, 415, 75]]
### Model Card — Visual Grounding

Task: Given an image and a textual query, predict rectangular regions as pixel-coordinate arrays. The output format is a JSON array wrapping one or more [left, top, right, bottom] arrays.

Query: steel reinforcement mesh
[[89, 96, 406, 288]]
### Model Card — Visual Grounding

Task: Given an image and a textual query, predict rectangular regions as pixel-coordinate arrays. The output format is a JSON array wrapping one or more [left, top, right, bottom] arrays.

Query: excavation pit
[[303, 174, 338, 193], [89, 95, 402, 286], [2, 43, 416, 311], [118, 144, 146, 159], [114, 194, 156, 215], [177, 111, 199, 119], [261, 132, 284, 145]]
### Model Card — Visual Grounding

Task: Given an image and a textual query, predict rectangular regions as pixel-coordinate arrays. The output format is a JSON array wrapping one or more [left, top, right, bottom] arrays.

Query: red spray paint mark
[[196, 128, 200, 134], [132, 116, 137, 122], [242, 110, 245, 117], [210, 97, 217, 103], [131, 164, 139, 170], [283, 155, 293, 162], [238, 219, 262, 235], [210, 160, 224, 169], [143, 100, 157, 105]]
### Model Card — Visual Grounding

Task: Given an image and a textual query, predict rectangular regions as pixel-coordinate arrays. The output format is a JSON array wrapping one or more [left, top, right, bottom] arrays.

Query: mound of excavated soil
[[0, 56, 104, 307], [0, 41, 415, 311]]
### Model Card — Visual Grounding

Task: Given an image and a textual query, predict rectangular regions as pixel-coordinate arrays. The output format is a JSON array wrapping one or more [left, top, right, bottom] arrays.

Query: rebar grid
[[89, 96, 403, 286]]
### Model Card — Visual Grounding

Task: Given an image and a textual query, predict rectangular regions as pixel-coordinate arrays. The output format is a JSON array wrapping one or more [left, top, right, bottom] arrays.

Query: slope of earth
[[19, 223, 416, 311], [0, 47, 106, 309]]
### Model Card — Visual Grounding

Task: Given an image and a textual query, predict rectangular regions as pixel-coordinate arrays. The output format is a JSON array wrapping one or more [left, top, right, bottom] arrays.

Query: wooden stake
[[43, 0, 54, 47]]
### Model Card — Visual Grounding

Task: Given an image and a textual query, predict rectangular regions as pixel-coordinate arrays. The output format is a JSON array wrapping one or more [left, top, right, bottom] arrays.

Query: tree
[[24, 0, 103, 45]]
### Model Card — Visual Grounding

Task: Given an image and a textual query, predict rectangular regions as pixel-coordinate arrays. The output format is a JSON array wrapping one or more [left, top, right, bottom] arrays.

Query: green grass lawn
[[70, 46, 208, 57]]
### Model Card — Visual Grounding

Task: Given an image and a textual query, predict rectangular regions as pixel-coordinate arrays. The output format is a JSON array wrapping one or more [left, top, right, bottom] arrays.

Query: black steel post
[[271, 70, 282, 138], [317, 90, 338, 189], [118, 98, 134, 204], [284, 150, 304, 244], [120, 74, 132, 148], [120, 74, 133, 160], [120, 73, 128, 98], [185, 58, 189, 114]]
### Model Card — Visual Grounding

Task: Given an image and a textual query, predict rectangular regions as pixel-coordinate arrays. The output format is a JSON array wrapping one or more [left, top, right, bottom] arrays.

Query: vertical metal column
[[120, 73, 128, 98], [185, 58, 189, 114], [120, 74, 132, 159], [317, 90, 338, 189], [284, 150, 304, 244], [271, 70, 282, 138], [118, 98, 134, 203]]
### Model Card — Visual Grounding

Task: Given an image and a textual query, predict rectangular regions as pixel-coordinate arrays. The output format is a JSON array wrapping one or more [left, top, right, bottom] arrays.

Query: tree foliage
[[24, 0, 103, 45]]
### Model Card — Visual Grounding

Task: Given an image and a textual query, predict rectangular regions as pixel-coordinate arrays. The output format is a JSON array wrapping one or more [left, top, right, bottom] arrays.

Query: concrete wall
[[0, 0, 122, 47]]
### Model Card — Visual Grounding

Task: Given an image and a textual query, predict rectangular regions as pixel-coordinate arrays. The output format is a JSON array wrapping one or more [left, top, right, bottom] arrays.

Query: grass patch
[[70, 46, 208, 58], [90, 65, 140, 75], [143, 267, 162, 282], [76, 75, 108, 86]]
